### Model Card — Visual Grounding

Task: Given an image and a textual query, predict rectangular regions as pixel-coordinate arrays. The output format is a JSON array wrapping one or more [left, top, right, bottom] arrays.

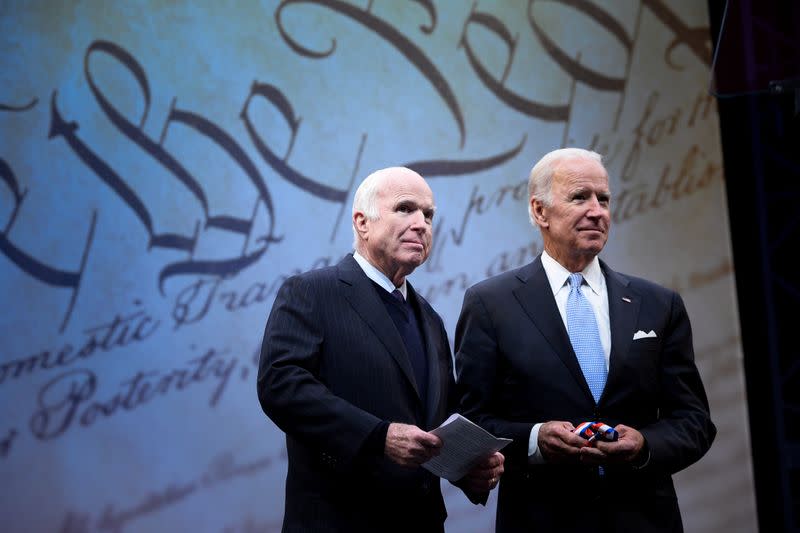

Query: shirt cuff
[[527, 423, 546, 464]]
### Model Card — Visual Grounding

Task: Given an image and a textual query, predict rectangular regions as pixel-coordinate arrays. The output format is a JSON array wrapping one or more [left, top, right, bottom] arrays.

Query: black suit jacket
[[258, 254, 455, 533], [455, 256, 716, 533]]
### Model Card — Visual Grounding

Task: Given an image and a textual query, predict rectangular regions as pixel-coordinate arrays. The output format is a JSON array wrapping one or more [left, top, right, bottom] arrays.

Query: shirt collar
[[353, 251, 408, 299], [541, 249, 603, 296]]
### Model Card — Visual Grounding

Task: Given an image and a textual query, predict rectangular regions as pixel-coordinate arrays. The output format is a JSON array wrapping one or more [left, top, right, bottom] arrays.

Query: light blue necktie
[[566, 273, 607, 403]]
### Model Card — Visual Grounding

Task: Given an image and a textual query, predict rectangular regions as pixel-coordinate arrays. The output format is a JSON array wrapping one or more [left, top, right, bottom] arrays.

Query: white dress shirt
[[353, 251, 408, 299]]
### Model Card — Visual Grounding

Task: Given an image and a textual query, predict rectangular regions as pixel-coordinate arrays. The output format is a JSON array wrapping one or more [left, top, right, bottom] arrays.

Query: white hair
[[527, 148, 604, 226], [351, 168, 390, 250]]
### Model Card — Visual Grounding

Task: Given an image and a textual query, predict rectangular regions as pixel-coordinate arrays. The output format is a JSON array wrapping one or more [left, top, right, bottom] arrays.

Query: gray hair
[[351, 168, 386, 250], [527, 148, 604, 226]]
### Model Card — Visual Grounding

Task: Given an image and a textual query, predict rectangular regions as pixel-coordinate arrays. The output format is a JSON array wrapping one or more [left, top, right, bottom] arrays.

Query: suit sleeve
[[455, 287, 534, 465], [639, 291, 717, 474], [256, 275, 382, 469]]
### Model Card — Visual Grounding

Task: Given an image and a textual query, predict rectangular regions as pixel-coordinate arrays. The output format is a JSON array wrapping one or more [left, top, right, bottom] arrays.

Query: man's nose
[[409, 210, 427, 229], [585, 196, 606, 216]]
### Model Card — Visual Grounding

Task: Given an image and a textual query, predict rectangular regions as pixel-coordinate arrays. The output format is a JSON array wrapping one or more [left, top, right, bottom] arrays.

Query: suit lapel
[[601, 261, 640, 397], [337, 255, 421, 400], [513, 257, 595, 401], [408, 285, 442, 428]]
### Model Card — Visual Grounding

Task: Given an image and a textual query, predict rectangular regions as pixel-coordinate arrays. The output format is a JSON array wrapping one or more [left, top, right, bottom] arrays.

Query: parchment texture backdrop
[[0, 1, 756, 532]]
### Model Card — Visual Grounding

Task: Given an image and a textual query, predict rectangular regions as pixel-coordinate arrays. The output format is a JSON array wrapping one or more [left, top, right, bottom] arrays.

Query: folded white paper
[[422, 413, 512, 481]]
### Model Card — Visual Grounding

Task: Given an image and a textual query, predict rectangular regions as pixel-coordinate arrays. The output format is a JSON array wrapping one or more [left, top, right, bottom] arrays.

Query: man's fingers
[[541, 421, 583, 445], [418, 432, 443, 450], [475, 451, 504, 469], [538, 421, 589, 463], [385, 423, 444, 466], [461, 460, 504, 493], [543, 432, 584, 451], [412, 430, 441, 461]]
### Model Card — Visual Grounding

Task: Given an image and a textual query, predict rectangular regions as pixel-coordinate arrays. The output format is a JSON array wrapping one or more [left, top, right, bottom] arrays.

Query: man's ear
[[531, 197, 548, 228], [353, 211, 369, 240]]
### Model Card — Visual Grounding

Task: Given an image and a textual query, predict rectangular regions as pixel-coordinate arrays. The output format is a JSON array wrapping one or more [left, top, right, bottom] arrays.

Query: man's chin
[[577, 243, 605, 258], [400, 253, 427, 270]]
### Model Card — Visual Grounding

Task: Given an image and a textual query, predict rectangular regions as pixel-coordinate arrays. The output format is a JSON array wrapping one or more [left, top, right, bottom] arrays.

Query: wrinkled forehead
[[554, 157, 609, 187]]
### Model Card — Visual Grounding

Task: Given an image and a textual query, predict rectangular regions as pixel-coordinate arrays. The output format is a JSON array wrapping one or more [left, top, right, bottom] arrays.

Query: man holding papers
[[258, 167, 504, 533]]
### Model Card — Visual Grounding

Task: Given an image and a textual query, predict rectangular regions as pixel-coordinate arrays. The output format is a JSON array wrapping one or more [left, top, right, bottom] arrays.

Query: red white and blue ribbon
[[574, 422, 619, 445]]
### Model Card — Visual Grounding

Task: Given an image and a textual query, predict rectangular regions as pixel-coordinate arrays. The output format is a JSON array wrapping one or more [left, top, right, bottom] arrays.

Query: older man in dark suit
[[455, 148, 716, 532], [258, 166, 504, 533]]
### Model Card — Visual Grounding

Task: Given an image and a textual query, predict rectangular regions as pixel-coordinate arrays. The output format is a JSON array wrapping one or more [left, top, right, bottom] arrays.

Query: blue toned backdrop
[[0, 1, 754, 531]]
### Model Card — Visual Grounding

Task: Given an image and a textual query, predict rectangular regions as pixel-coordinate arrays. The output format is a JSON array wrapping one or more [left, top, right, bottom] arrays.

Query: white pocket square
[[633, 330, 657, 340]]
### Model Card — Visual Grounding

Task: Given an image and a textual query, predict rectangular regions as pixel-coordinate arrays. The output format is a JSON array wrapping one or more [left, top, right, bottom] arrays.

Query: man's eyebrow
[[394, 199, 435, 212]]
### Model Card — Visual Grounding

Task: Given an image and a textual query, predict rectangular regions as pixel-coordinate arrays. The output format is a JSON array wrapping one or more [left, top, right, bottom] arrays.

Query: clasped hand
[[538, 421, 645, 465]]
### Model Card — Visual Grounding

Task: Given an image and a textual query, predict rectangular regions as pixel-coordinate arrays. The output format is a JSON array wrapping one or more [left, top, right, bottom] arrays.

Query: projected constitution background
[[1, 1, 756, 531]]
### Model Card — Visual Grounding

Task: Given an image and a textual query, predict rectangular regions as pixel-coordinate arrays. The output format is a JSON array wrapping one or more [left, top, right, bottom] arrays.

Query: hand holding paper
[[421, 413, 511, 481], [457, 450, 505, 495], [385, 422, 442, 467]]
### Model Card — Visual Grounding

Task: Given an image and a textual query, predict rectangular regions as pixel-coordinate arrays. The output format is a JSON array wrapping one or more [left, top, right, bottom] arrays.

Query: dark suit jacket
[[258, 254, 455, 533], [455, 256, 716, 533]]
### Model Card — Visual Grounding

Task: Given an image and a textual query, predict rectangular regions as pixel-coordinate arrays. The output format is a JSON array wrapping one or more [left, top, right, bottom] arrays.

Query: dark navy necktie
[[389, 289, 428, 403]]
